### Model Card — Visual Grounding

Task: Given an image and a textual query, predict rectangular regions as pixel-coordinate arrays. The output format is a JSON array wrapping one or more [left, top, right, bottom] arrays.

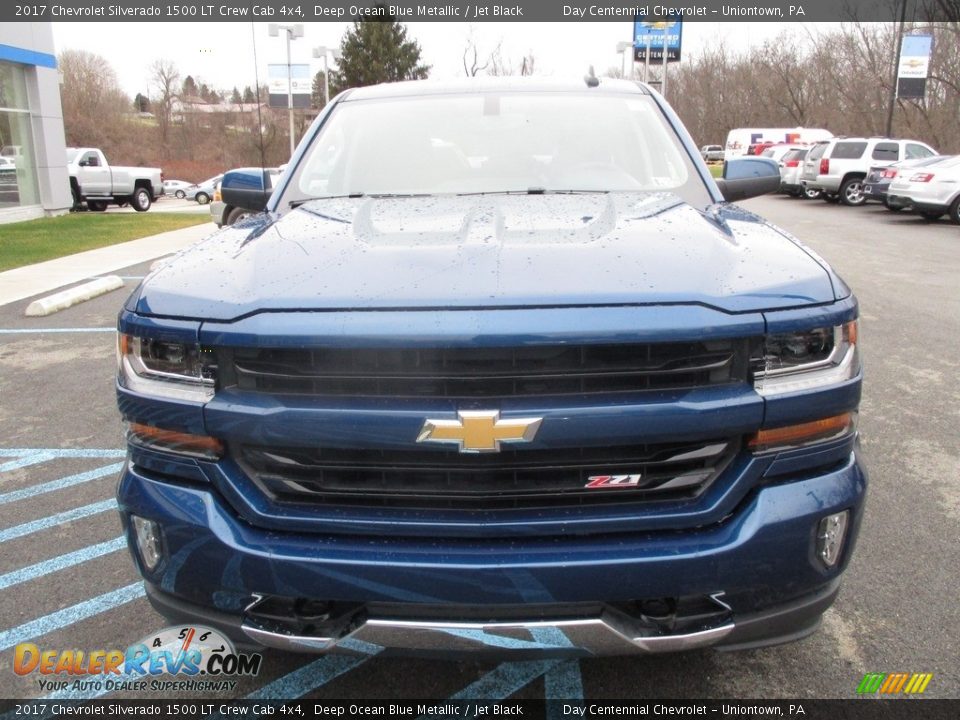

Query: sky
[[50, 21, 811, 99]]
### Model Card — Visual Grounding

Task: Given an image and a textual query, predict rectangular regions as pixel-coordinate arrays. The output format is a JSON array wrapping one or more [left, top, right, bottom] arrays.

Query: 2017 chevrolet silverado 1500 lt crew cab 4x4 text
[[67, 147, 163, 212], [115, 79, 866, 657]]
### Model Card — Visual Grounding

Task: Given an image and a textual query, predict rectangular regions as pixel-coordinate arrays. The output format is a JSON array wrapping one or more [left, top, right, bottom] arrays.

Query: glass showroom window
[[0, 61, 40, 209]]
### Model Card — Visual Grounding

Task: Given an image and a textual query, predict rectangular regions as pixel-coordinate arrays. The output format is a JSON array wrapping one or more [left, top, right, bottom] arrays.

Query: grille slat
[[230, 341, 745, 398]]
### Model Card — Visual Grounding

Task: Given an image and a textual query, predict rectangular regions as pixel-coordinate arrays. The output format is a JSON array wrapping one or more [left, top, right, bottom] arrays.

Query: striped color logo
[[857, 672, 933, 695]]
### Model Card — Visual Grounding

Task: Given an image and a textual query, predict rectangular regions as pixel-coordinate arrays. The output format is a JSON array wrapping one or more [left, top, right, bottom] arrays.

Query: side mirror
[[715, 157, 780, 203]]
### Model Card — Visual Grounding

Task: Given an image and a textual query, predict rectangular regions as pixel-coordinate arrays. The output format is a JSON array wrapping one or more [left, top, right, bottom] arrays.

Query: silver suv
[[801, 137, 937, 206]]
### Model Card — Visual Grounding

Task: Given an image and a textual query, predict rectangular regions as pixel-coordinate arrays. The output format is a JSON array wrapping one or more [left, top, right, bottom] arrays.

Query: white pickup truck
[[66, 148, 163, 212]]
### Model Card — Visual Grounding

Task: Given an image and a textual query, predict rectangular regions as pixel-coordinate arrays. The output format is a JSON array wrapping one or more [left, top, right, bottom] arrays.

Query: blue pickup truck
[[115, 78, 865, 657]]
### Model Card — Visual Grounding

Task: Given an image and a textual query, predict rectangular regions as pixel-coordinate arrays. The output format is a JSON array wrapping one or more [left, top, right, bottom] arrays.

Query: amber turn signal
[[748, 412, 854, 453]]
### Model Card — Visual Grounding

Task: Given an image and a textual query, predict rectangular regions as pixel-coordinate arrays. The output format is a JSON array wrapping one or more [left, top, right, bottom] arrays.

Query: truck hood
[[133, 192, 838, 321]]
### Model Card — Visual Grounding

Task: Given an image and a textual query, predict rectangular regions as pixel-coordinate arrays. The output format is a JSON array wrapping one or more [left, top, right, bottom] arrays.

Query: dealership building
[[0, 22, 71, 224]]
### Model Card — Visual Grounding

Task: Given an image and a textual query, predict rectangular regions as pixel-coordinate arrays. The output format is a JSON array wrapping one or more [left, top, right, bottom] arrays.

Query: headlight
[[753, 321, 859, 396], [117, 333, 215, 402]]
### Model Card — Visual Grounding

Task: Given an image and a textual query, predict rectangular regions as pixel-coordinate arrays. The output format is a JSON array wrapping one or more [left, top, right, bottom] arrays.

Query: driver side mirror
[[715, 157, 780, 203]]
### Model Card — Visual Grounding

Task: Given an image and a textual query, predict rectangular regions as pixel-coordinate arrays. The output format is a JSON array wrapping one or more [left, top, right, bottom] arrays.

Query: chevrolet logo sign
[[416, 410, 542, 453]]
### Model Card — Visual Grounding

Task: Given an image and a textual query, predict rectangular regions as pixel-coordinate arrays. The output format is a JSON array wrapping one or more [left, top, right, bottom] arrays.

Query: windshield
[[286, 92, 710, 207]]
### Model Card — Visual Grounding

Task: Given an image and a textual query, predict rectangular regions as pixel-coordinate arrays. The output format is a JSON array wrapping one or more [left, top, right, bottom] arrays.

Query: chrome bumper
[[241, 615, 735, 656]]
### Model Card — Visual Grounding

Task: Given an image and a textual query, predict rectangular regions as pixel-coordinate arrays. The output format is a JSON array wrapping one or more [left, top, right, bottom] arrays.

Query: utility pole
[[885, 0, 908, 137], [313, 45, 342, 107], [269, 23, 304, 158]]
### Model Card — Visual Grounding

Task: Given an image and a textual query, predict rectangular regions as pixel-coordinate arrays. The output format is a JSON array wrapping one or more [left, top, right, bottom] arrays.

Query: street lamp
[[268, 23, 304, 158], [312, 45, 341, 108], [615, 41, 633, 80]]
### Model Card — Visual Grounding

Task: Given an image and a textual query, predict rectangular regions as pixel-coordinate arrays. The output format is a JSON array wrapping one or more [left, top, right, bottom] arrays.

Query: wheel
[[132, 187, 152, 212], [802, 187, 822, 200], [226, 206, 255, 226], [822, 193, 839, 204], [196, 192, 210, 205], [87, 200, 108, 212], [839, 177, 866, 206], [175, 190, 186, 199], [949, 196, 960, 225], [71, 184, 82, 210], [883, 198, 902, 212], [919, 210, 943, 221]]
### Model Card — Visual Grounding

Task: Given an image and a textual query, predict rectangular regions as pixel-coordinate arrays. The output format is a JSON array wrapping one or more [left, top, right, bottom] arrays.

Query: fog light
[[131, 515, 163, 571], [817, 511, 849, 568]]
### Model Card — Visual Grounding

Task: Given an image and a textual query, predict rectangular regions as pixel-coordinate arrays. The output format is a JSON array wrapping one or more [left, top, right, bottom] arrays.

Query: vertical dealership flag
[[897, 35, 933, 100]]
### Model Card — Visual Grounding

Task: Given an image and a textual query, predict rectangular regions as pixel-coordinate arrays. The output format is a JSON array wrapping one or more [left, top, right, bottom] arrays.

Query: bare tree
[[462, 28, 496, 76], [150, 59, 180, 154], [58, 50, 129, 149]]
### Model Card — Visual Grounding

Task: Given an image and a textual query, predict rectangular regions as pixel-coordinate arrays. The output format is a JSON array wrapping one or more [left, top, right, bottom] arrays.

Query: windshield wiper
[[289, 192, 438, 208], [289, 192, 365, 208], [455, 189, 610, 197]]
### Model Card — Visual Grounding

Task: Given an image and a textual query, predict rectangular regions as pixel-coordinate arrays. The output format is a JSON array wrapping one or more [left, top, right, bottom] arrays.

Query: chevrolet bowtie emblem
[[416, 410, 543, 453]]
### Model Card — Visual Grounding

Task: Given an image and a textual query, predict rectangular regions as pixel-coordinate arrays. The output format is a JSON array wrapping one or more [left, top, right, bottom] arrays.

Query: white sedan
[[886, 155, 960, 223], [184, 175, 223, 205], [162, 179, 193, 199]]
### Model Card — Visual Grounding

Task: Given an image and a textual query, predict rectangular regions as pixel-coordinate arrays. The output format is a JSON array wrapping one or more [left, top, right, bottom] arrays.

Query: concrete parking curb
[[24, 276, 124, 317]]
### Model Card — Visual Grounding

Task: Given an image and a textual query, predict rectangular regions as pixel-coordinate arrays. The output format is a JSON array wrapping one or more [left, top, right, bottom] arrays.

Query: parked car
[[862, 156, 946, 210], [800, 137, 938, 206], [184, 175, 222, 204], [211, 166, 283, 228], [886, 155, 960, 222], [66, 147, 163, 212], [115, 78, 865, 657], [162, 179, 193, 199], [700, 145, 724, 162], [777, 147, 820, 199]]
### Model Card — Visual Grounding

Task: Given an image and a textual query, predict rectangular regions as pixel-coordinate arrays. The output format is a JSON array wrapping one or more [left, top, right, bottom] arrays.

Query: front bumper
[[117, 449, 867, 656]]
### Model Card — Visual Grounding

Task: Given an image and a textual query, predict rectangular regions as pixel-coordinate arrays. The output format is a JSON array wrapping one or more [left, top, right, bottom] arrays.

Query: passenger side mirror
[[715, 157, 780, 203]]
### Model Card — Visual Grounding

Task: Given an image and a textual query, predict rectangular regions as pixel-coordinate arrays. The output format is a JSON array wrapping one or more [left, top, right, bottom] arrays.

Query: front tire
[[920, 210, 943, 221], [87, 200, 108, 212], [195, 192, 210, 205], [226, 207, 254, 226], [822, 193, 839, 204], [803, 187, 822, 200], [839, 177, 866, 206], [133, 187, 152, 212], [949, 196, 960, 225]]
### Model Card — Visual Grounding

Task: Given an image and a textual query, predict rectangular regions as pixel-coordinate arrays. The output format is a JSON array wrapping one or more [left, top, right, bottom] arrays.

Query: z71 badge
[[585, 474, 642, 488]]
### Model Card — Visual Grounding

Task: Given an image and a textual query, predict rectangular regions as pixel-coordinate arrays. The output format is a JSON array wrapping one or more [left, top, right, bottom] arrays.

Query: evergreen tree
[[330, 8, 429, 96], [133, 92, 151, 113], [242, 86, 256, 103], [230, 86, 242, 104], [182, 75, 198, 97]]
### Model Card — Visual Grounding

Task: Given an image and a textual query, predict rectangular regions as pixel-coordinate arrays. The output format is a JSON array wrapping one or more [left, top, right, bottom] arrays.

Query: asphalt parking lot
[[0, 197, 957, 701]]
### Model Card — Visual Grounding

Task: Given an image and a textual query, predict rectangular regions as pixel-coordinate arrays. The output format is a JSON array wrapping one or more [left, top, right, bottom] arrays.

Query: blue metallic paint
[[116, 452, 865, 611], [114, 78, 868, 652]]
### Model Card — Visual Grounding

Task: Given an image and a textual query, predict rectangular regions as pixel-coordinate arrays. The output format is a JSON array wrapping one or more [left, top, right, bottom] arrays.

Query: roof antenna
[[584, 66, 599, 88]]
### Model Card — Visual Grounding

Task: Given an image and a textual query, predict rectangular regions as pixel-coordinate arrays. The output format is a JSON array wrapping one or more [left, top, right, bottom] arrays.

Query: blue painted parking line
[[245, 652, 380, 700], [0, 581, 145, 651], [0, 328, 115, 334], [0, 462, 123, 504], [0, 536, 127, 591], [0, 499, 116, 543], [450, 660, 563, 700], [0, 448, 125, 458]]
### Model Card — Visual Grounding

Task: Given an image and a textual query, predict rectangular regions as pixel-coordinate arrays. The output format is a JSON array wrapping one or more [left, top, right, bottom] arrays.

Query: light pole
[[616, 41, 632, 80], [268, 23, 304, 159], [312, 45, 342, 108]]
